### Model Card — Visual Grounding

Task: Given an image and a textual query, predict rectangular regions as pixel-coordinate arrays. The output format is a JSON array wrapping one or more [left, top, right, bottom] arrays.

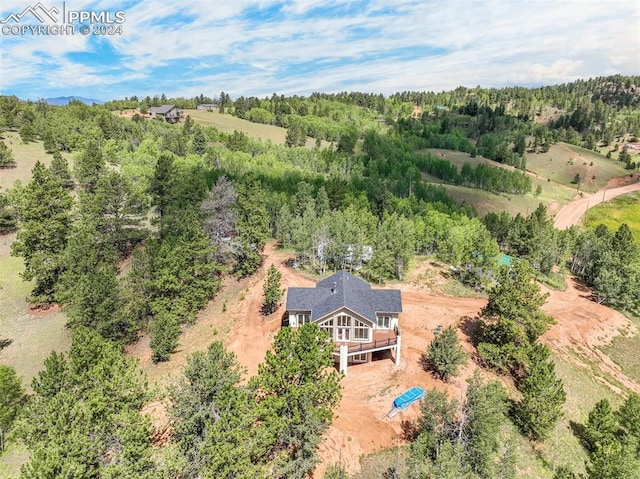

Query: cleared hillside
[[526, 142, 629, 193], [183, 109, 326, 148]]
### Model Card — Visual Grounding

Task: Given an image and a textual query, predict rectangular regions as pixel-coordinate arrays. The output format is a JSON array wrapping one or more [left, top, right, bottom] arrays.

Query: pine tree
[[0, 365, 25, 452], [19, 123, 35, 143], [586, 436, 640, 479], [477, 260, 555, 377], [583, 399, 619, 453], [43, 128, 58, 153], [49, 151, 74, 189], [74, 139, 105, 193], [192, 127, 207, 154], [11, 161, 74, 304], [0, 141, 16, 168], [169, 341, 246, 477], [58, 224, 130, 341], [512, 352, 566, 441], [80, 171, 149, 257], [262, 264, 284, 315], [250, 324, 342, 476], [617, 393, 640, 440], [424, 325, 467, 381], [148, 151, 175, 230], [0, 188, 17, 234], [463, 375, 507, 478], [285, 122, 307, 147], [234, 183, 269, 277], [15, 327, 155, 477], [410, 377, 508, 477]]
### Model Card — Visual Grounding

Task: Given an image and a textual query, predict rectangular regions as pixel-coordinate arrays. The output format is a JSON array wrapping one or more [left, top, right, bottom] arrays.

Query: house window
[[318, 318, 334, 338], [377, 315, 391, 329], [336, 314, 352, 342], [336, 314, 351, 327], [352, 353, 368, 363], [297, 313, 311, 325], [354, 319, 369, 341]]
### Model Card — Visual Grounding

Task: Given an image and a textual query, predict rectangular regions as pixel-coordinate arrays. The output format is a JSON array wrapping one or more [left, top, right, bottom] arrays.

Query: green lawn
[[525, 143, 628, 193], [585, 191, 640, 241]]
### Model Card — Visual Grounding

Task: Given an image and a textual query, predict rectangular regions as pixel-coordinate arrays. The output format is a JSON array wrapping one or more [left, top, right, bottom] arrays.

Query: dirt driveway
[[553, 175, 640, 229]]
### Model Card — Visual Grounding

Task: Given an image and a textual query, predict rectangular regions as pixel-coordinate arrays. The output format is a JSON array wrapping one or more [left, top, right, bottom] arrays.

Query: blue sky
[[1, 0, 639, 101]]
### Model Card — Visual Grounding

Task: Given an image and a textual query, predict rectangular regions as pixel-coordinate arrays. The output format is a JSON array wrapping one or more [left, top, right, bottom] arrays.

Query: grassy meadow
[[0, 133, 72, 385], [525, 142, 628, 192], [183, 109, 330, 149], [436, 183, 568, 217], [420, 148, 576, 216], [0, 133, 72, 476], [1, 132, 61, 190], [585, 191, 640, 241]]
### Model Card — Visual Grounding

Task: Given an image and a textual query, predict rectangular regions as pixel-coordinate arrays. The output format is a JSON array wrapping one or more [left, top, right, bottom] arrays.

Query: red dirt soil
[[128, 242, 638, 476], [228, 244, 638, 475]]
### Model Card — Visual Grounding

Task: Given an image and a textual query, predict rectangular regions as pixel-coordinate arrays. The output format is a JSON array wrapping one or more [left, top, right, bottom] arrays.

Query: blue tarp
[[392, 387, 425, 410], [499, 254, 513, 266]]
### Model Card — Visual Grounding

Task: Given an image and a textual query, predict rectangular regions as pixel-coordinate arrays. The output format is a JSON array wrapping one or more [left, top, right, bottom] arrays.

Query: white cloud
[[0, 0, 638, 99]]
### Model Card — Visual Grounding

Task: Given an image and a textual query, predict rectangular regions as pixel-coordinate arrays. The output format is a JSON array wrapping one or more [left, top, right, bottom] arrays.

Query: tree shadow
[[459, 315, 482, 345], [570, 276, 597, 300], [569, 420, 590, 451], [418, 353, 431, 373], [401, 418, 420, 442], [0, 338, 12, 351], [383, 466, 399, 479]]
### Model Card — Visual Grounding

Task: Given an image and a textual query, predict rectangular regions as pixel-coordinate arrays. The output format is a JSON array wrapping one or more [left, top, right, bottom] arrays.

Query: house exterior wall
[[288, 307, 398, 343]]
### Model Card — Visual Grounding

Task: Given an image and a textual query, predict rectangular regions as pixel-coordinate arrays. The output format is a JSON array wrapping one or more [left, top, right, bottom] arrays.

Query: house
[[149, 105, 182, 123], [315, 243, 374, 270], [285, 270, 402, 375]]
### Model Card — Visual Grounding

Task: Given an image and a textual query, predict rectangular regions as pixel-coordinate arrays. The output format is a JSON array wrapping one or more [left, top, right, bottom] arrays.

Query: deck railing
[[335, 336, 398, 354]]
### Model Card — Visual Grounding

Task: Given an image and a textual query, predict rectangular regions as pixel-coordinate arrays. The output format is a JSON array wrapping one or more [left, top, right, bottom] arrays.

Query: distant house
[[315, 243, 373, 270], [285, 270, 402, 375], [149, 105, 182, 123], [197, 103, 219, 111]]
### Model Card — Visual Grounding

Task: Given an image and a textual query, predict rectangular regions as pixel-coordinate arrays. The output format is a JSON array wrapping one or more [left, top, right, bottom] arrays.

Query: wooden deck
[[334, 329, 397, 355]]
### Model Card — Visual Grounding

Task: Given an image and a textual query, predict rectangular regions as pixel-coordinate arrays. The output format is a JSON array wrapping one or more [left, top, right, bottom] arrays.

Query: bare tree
[[201, 176, 237, 262]]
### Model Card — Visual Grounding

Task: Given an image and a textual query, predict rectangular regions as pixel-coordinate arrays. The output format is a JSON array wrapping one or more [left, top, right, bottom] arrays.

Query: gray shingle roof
[[150, 105, 176, 115], [285, 270, 402, 323]]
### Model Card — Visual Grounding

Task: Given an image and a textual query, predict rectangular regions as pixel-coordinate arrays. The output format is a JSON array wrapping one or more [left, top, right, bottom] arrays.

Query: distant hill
[[44, 96, 104, 106]]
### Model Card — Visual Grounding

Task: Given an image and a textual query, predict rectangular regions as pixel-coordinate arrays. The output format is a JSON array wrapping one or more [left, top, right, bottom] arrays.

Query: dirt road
[[553, 178, 640, 229]]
